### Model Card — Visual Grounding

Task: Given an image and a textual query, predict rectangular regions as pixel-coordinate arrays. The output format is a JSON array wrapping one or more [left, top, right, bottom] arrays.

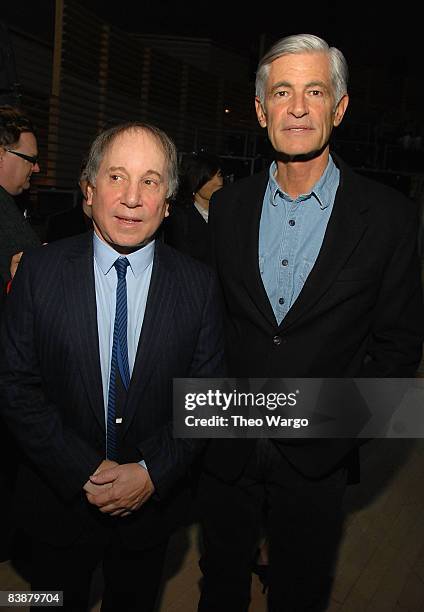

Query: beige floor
[[2, 438, 424, 611]]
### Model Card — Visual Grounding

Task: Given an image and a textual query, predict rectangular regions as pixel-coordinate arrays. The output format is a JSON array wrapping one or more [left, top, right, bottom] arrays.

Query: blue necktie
[[107, 257, 130, 461]]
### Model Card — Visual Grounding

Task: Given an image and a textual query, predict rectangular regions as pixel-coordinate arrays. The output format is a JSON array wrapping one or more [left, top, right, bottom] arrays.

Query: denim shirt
[[259, 156, 340, 324]]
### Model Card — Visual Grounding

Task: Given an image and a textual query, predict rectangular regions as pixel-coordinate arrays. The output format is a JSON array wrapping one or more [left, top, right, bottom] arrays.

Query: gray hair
[[85, 122, 178, 199], [255, 33, 348, 109]]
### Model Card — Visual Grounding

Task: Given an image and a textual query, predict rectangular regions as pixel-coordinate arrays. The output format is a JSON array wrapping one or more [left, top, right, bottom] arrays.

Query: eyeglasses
[[5, 149, 39, 165]]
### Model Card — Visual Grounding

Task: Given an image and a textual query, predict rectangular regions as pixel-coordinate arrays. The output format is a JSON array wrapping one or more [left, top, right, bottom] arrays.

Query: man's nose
[[123, 181, 141, 207], [288, 93, 308, 117]]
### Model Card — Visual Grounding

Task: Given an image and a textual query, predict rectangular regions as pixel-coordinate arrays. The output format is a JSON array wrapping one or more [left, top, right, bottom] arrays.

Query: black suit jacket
[[203, 155, 424, 481], [0, 187, 41, 554], [0, 186, 41, 285], [0, 232, 225, 547]]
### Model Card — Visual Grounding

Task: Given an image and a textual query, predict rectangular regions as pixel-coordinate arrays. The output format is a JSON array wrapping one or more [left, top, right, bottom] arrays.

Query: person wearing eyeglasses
[[0, 105, 41, 289], [0, 105, 41, 563]]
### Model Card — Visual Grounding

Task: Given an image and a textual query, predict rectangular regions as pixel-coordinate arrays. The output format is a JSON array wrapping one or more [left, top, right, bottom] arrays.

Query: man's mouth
[[116, 216, 141, 224], [284, 126, 312, 131]]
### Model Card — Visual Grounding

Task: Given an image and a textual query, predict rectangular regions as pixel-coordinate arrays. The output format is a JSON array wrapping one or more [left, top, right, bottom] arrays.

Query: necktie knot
[[114, 257, 129, 280]]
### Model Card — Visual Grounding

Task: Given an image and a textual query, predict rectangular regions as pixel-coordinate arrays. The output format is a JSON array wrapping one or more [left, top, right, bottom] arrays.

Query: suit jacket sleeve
[[138, 268, 226, 499], [361, 205, 424, 376], [0, 254, 103, 502]]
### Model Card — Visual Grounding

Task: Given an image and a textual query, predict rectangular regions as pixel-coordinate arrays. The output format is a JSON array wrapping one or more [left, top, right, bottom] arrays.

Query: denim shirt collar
[[268, 155, 339, 210]]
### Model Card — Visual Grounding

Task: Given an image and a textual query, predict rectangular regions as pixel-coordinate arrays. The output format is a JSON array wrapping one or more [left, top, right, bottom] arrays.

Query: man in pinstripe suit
[[0, 122, 225, 611]]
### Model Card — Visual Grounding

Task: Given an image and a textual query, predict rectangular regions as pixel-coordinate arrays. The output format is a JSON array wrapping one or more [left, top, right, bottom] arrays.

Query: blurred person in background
[[0, 105, 41, 288], [0, 105, 41, 562], [164, 151, 223, 265]]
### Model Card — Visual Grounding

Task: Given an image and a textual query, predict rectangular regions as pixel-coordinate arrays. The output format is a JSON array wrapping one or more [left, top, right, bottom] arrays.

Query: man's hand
[[10, 251, 23, 279], [85, 463, 155, 517], [83, 459, 118, 496]]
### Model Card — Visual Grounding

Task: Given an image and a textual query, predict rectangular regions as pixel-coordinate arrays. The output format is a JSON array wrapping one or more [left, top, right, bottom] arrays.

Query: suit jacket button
[[273, 335, 282, 346]]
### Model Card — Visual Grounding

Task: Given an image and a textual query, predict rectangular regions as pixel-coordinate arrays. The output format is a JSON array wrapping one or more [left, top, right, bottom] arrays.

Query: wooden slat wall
[[8, 0, 260, 197], [56, 0, 259, 186], [182, 64, 221, 153], [105, 27, 145, 124], [54, 0, 106, 189], [145, 48, 184, 143], [9, 28, 52, 189]]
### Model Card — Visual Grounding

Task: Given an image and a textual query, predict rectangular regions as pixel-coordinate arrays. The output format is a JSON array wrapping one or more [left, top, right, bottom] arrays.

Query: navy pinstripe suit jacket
[[0, 231, 225, 547]]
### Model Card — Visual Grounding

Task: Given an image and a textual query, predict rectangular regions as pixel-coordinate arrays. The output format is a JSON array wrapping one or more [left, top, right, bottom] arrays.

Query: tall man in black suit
[[198, 34, 424, 611], [0, 122, 224, 611]]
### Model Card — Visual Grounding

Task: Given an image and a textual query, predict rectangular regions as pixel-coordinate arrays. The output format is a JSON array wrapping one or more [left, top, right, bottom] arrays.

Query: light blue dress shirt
[[259, 156, 340, 324], [93, 232, 154, 467]]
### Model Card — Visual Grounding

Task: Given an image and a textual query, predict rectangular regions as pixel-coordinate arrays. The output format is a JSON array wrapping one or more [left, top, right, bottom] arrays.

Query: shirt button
[[289, 219, 295, 226], [281, 259, 288, 266], [278, 297, 285, 305], [273, 335, 282, 346]]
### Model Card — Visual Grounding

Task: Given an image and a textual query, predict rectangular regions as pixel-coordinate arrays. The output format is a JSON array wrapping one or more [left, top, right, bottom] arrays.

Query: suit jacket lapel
[[237, 171, 278, 328], [281, 161, 369, 331], [123, 241, 177, 436], [63, 232, 105, 432]]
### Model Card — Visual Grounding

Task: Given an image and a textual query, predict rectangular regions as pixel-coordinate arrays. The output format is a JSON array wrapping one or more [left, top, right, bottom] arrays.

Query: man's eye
[[144, 179, 159, 188], [309, 90, 323, 96], [275, 91, 288, 97], [110, 175, 121, 181]]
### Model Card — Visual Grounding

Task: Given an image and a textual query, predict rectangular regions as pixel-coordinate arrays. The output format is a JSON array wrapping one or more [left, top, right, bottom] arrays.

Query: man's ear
[[255, 97, 267, 128], [79, 179, 88, 199], [333, 94, 349, 127], [86, 183, 95, 207], [0, 147, 5, 165], [164, 201, 170, 218]]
